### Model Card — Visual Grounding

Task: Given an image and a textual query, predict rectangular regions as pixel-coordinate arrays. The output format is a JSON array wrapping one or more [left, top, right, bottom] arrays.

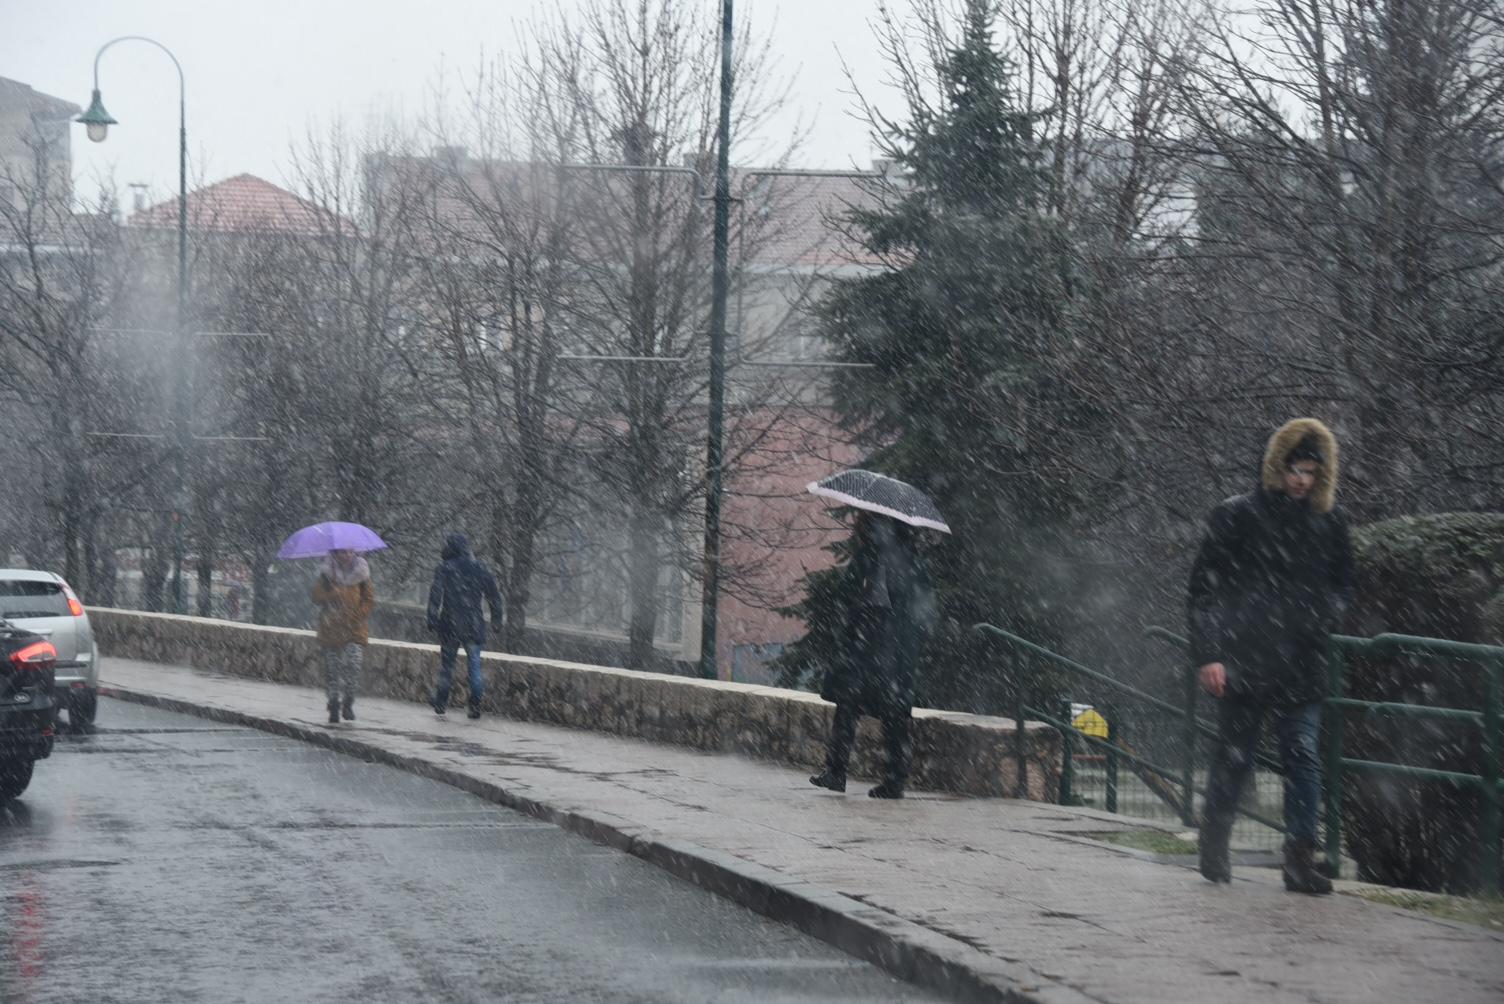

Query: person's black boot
[[1199, 819, 1232, 884], [868, 781, 904, 799], [327, 701, 340, 725], [431, 697, 446, 716], [341, 699, 355, 722], [467, 703, 482, 720], [1282, 839, 1333, 895], [808, 771, 846, 792]]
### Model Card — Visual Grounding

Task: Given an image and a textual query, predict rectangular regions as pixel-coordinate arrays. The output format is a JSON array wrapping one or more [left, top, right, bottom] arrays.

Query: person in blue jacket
[[426, 533, 504, 719]]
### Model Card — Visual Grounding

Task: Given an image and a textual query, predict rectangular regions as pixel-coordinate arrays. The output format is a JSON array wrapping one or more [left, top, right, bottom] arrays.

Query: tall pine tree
[[779, 0, 1094, 713]]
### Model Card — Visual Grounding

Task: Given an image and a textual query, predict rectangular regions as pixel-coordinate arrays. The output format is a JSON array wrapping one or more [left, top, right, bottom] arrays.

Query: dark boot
[[341, 698, 355, 722], [812, 705, 856, 793], [1199, 817, 1232, 884], [809, 771, 846, 792], [1282, 839, 1333, 895], [871, 713, 910, 801], [326, 700, 340, 725], [466, 702, 482, 720]]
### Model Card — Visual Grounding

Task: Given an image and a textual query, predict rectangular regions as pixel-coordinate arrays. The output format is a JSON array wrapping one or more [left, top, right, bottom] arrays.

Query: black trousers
[[1202, 699, 1324, 846], [823, 703, 913, 786]]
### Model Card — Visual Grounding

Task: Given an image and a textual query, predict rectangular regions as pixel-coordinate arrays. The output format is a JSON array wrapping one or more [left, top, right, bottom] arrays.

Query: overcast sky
[[2, 0, 903, 209]]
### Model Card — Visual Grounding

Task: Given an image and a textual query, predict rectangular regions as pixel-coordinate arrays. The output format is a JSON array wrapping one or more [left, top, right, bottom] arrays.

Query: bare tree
[[279, 122, 444, 537], [519, 0, 802, 669], [1176, 0, 1504, 518], [404, 56, 591, 651], [0, 134, 150, 599]]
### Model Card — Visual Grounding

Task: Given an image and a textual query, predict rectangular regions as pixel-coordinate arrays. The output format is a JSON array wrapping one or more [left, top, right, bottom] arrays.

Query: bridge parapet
[[91, 608, 1061, 799]]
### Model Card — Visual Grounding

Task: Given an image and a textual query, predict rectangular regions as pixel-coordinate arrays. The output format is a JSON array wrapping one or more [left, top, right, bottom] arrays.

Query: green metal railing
[[1323, 633, 1502, 891], [974, 622, 1504, 893], [975, 623, 1287, 835]]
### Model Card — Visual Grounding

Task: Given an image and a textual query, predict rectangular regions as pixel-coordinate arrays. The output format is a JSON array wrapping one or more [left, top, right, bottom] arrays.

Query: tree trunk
[[500, 520, 537, 656], [141, 523, 168, 614], [92, 523, 118, 608], [194, 477, 217, 617], [81, 508, 98, 601], [497, 481, 545, 655], [251, 550, 272, 626], [626, 510, 661, 671], [196, 547, 214, 617], [59, 488, 82, 591]]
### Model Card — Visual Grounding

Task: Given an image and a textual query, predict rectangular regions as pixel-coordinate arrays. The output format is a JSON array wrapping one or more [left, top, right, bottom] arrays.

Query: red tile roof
[[130, 174, 332, 235]]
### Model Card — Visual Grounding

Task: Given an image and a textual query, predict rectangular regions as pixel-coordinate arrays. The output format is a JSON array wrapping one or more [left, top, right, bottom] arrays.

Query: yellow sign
[[1073, 707, 1109, 739]]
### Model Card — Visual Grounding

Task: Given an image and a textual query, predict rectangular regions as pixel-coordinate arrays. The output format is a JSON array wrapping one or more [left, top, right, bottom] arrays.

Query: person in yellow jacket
[[311, 548, 374, 724]]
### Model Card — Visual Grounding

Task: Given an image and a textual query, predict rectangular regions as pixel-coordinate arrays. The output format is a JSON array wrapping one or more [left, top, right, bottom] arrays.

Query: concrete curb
[[100, 684, 1094, 1004]]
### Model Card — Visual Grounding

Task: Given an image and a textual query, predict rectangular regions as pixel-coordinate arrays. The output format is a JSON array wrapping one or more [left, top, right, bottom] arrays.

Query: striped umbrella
[[806, 469, 951, 534]]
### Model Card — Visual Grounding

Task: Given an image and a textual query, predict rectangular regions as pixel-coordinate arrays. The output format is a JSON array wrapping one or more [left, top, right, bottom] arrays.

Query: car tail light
[[61, 582, 84, 617], [10, 641, 56, 671]]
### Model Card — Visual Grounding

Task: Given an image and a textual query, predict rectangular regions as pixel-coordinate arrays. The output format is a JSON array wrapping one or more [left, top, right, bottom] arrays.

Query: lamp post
[[699, 0, 734, 681], [77, 36, 191, 615]]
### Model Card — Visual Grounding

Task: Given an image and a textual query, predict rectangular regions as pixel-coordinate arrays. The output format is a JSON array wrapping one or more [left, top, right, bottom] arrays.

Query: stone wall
[[91, 608, 1061, 799], [368, 600, 694, 677]]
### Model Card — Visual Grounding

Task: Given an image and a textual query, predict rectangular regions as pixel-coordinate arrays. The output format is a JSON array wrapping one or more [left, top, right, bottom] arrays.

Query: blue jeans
[[1203, 700, 1323, 845], [435, 640, 484, 708]]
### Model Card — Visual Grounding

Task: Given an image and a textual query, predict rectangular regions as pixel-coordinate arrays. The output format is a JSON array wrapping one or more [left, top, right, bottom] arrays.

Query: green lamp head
[[77, 89, 117, 143]]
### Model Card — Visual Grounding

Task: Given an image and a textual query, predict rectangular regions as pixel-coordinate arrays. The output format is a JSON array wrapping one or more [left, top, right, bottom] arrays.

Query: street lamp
[[77, 90, 116, 143], [78, 36, 192, 615]]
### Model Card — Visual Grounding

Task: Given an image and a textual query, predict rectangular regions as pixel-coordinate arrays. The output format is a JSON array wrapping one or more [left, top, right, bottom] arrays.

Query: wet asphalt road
[[0, 699, 938, 1003]]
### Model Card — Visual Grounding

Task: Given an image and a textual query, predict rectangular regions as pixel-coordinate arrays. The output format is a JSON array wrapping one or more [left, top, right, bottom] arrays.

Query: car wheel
[[0, 758, 34, 802], [71, 689, 98, 730]]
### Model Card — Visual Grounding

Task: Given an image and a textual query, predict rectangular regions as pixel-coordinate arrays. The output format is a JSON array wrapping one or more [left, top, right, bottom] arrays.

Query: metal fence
[[1325, 632, 1501, 891], [979, 624, 1291, 853], [975, 622, 1504, 889], [1059, 703, 1289, 853]]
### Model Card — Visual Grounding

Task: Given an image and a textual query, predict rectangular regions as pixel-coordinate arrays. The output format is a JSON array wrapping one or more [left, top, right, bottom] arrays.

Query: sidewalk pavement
[[98, 657, 1503, 1004]]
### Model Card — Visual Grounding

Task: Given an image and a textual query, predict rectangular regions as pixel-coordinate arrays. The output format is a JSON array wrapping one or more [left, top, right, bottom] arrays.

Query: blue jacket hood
[[442, 533, 470, 561]]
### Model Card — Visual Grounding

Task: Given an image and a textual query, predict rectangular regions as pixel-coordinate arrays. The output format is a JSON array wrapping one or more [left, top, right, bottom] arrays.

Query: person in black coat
[[810, 511, 938, 799], [1187, 418, 1354, 894], [426, 533, 504, 719]]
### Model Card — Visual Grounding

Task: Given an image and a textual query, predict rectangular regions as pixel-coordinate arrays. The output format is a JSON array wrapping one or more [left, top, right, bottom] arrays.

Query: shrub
[[1343, 513, 1504, 893]]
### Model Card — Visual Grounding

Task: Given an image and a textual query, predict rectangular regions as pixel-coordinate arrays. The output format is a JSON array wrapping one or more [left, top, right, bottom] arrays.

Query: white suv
[[0, 570, 99, 726]]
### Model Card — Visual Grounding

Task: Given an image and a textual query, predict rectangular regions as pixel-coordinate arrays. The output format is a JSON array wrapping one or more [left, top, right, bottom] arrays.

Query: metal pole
[[87, 37, 190, 615], [1324, 638, 1346, 878], [698, 0, 733, 681], [1182, 658, 1198, 827], [1059, 697, 1074, 806], [1015, 655, 1028, 798], [1482, 656, 1501, 894], [1105, 706, 1118, 815], [171, 82, 189, 615]]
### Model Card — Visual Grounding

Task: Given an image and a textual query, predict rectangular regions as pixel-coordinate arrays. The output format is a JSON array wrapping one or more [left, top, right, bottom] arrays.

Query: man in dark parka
[[426, 533, 504, 719], [1187, 418, 1354, 893], [810, 512, 938, 799]]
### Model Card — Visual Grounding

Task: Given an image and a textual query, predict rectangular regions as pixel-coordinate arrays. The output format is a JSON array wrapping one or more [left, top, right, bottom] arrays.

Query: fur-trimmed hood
[[1261, 418, 1339, 513]]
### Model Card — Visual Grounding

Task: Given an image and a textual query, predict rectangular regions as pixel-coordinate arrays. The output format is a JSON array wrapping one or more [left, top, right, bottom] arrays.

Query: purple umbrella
[[276, 522, 388, 559]]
